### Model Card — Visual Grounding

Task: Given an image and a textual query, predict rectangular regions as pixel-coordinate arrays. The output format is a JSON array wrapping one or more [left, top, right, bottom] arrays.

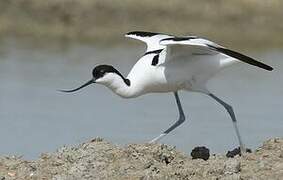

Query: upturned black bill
[[59, 79, 94, 93]]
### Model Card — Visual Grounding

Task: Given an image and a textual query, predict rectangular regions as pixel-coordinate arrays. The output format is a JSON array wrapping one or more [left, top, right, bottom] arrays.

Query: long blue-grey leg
[[149, 91, 186, 143], [208, 93, 246, 153]]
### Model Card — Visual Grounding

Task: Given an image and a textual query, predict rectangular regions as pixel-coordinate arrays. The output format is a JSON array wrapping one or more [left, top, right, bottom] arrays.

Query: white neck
[[96, 73, 139, 98]]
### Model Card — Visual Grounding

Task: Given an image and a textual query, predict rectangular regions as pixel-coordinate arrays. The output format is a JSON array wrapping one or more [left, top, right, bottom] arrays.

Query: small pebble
[[226, 147, 252, 158], [7, 172, 15, 177], [91, 137, 103, 142]]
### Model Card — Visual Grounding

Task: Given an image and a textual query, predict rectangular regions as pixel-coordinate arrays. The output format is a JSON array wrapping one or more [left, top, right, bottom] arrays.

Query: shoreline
[[0, 137, 282, 179]]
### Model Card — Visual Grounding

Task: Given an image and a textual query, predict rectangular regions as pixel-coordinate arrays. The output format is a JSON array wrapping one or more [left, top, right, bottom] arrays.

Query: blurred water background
[[0, 0, 282, 159]]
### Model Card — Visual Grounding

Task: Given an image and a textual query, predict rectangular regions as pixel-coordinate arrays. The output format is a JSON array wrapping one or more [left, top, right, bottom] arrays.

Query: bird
[[60, 31, 273, 153]]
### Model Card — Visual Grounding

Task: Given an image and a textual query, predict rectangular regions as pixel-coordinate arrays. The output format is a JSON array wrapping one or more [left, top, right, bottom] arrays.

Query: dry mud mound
[[0, 138, 283, 179]]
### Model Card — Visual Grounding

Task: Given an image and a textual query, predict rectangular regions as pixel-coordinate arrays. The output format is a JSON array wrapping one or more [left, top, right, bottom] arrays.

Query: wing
[[125, 31, 173, 52], [160, 37, 273, 71]]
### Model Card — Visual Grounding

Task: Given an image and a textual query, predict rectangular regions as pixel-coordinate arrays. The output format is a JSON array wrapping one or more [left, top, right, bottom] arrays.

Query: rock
[[226, 147, 252, 158], [191, 146, 210, 160]]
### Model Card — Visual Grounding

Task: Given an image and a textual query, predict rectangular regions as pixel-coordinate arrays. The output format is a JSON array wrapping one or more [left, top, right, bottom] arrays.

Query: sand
[[0, 137, 282, 179]]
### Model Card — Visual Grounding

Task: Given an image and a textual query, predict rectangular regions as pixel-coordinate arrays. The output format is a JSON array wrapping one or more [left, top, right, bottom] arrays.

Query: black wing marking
[[126, 31, 160, 37], [162, 36, 198, 41], [151, 55, 159, 66], [208, 45, 273, 71], [144, 49, 163, 56]]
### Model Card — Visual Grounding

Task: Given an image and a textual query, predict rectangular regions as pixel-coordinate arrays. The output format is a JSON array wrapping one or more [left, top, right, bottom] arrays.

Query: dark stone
[[191, 146, 210, 161], [226, 147, 252, 158]]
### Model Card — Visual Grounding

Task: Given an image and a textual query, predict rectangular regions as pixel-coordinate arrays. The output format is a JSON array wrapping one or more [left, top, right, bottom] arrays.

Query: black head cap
[[92, 65, 131, 86], [92, 65, 117, 79]]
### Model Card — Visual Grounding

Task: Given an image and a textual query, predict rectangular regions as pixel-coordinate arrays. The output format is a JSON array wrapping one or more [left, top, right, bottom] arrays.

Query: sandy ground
[[0, 138, 282, 180], [0, 0, 283, 48]]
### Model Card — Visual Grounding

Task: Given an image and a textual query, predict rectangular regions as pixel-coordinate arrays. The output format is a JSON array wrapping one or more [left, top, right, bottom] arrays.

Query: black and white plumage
[[125, 31, 173, 52], [61, 31, 273, 153]]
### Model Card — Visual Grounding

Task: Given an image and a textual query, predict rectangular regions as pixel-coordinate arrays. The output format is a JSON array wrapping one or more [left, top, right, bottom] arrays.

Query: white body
[[128, 54, 233, 94], [98, 50, 236, 98]]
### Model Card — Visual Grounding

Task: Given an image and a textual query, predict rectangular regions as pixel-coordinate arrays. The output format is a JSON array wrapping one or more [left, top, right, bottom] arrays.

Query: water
[[0, 39, 282, 159]]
